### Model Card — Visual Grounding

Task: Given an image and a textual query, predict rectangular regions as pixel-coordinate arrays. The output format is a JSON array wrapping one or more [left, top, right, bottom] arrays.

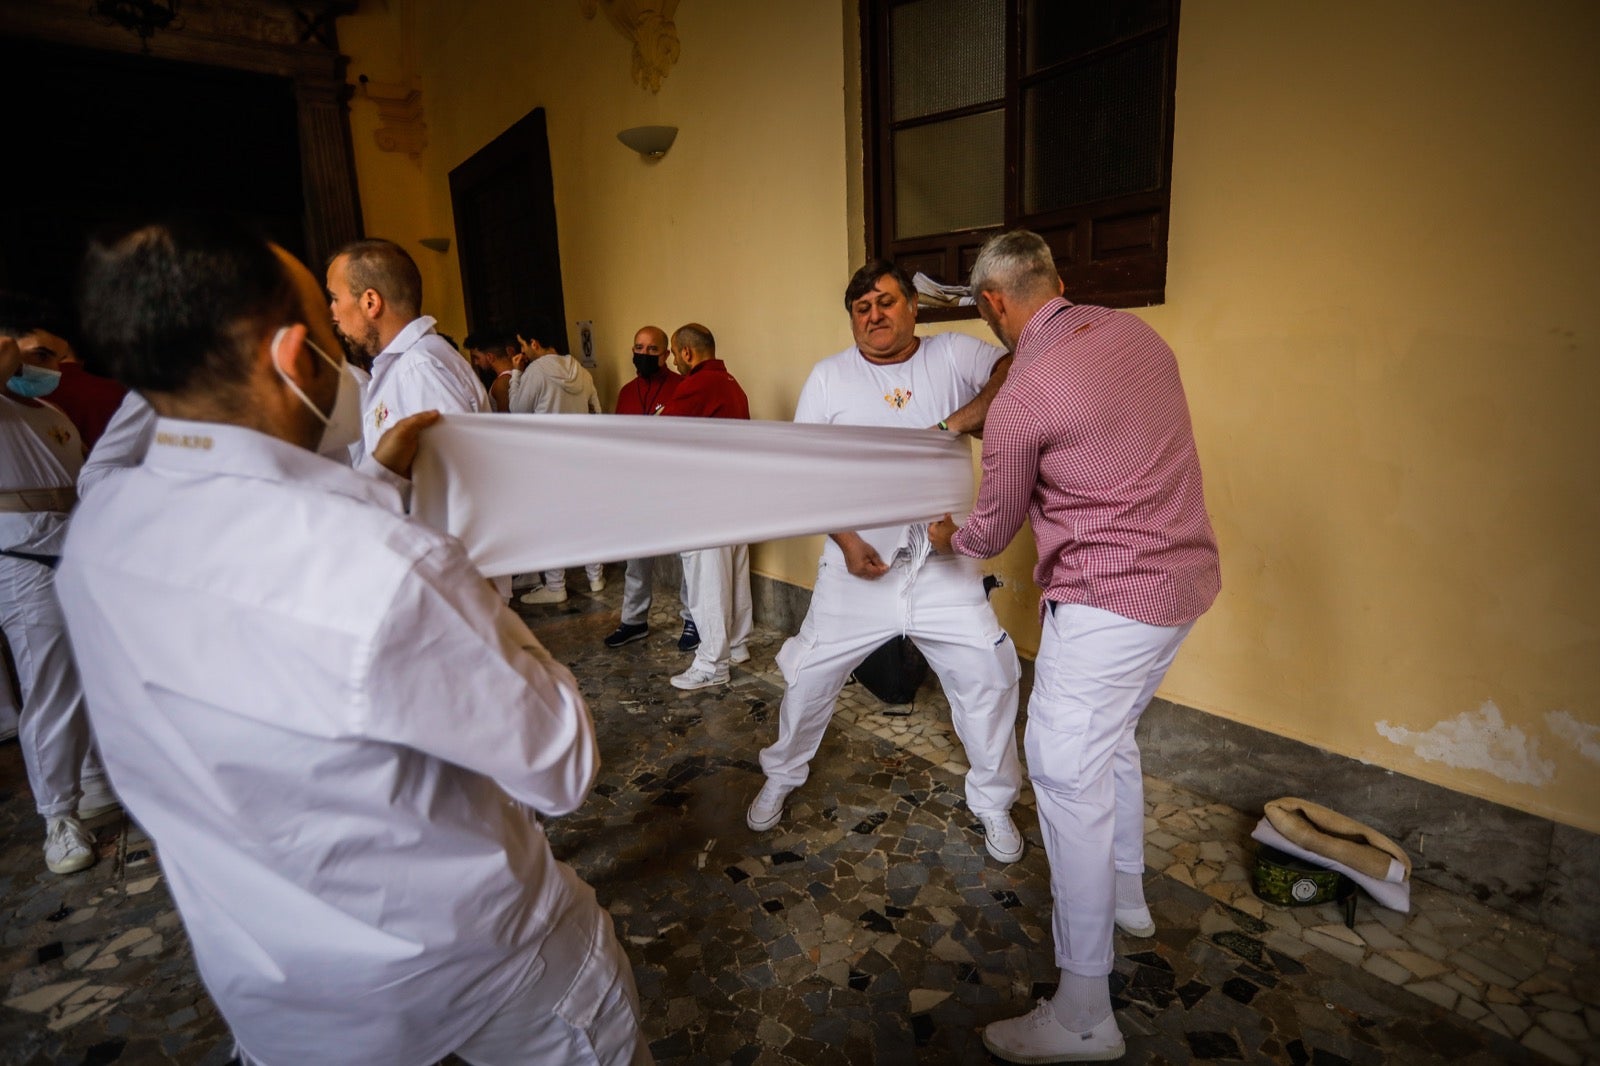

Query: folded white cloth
[[411, 414, 975, 578], [1251, 818, 1412, 913], [912, 271, 976, 307]]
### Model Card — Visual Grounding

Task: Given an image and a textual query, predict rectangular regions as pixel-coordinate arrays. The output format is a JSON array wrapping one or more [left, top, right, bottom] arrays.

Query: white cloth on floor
[[412, 414, 974, 578]]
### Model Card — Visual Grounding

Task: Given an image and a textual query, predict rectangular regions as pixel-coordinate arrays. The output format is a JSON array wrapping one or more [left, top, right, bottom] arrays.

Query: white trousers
[[0, 650, 19, 738], [544, 563, 606, 592], [236, 897, 651, 1066], [0, 554, 103, 816], [680, 545, 752, 672], [1028, 602, 1193, 977], [454, 903, 651, 1066], [760, 552, 1022, 816], [620, 556, 689, 628]]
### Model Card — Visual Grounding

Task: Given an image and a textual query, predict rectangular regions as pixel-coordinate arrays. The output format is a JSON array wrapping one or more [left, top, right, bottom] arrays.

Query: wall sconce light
[[418, 237, 451, 253], [617, 125, 678, 159]]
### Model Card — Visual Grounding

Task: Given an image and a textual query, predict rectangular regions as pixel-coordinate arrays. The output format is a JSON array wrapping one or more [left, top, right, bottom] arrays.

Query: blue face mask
[[6, 364, 61, 399]]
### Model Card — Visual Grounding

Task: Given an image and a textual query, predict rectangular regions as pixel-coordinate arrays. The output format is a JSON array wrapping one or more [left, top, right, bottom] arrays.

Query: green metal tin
[[1252, 844, 1354, 907]]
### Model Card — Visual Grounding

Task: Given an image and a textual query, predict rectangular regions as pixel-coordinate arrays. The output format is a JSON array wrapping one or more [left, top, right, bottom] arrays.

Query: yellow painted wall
[[338, 2, 1600, 832], [1148, 1, 1600, 832]]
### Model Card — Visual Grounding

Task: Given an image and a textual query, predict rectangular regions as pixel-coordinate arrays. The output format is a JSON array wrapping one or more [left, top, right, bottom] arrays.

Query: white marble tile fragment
[[4, 980, 89, 1013]]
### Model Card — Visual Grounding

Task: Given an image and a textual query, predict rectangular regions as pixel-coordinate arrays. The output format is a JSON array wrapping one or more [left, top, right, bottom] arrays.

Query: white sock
[[1050, 969, 1112, 1032], [1115, 869, 1146, 911]]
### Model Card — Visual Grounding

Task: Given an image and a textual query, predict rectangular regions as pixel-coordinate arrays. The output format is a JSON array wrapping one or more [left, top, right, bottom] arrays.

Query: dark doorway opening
[[449, 108, 568, 353], [0, 36, 306, 311]]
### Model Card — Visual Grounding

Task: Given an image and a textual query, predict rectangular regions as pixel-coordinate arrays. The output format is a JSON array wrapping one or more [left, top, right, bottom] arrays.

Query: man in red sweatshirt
[[659, 323, 753, 689]]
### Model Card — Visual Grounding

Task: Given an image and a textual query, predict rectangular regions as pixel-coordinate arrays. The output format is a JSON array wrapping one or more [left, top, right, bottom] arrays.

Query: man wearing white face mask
[[0, 300, 113, 877], [58, 219, 649, 1066], [76, 243, 366, 497]]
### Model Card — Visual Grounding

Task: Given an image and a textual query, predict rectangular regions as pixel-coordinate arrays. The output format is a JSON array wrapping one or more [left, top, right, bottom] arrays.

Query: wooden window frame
[[861, 0, 1180, 318]]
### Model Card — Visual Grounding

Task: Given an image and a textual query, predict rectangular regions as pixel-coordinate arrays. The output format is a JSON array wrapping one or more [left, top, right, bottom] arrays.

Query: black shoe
[[677, 619, 700, 652], [604, 621, 649, 649]]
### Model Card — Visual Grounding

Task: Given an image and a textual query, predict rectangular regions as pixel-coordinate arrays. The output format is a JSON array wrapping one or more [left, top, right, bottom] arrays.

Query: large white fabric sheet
[[411, 414, 975, 579]]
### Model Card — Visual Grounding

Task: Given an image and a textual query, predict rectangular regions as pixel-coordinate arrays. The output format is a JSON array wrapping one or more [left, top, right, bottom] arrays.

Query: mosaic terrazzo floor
[[2, 574, 1596, 1064]]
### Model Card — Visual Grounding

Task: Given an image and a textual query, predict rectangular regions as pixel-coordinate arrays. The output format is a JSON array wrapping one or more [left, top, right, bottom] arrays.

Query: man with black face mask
[[601, 325, 692, 650], [616, 325, 678, 416]]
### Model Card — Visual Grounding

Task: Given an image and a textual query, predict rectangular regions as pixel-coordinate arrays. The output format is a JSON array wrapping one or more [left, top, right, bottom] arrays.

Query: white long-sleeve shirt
[[76, 390, 156, 500], [55, 419, 601, 1066], [362, 315, 489, 456], [508, 352, 602, 414]]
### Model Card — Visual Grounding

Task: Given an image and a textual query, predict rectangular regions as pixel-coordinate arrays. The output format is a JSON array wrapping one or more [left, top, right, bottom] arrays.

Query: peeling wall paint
[[1376, 702, 1555, 787], [1547, 710, 1600, 765]]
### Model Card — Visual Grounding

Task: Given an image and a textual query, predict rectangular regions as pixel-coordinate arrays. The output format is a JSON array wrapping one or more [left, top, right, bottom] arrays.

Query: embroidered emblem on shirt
[[48, 425, 72, 446], [884, 388, 913, 410], [372, 402, 390, 429], [154, 431, 213, 450]]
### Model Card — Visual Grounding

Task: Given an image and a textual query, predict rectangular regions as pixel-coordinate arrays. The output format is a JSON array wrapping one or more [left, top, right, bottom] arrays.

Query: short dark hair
[[77, 217, 296, 396], [519, 315, 562, 351], [0, 291, 76, 346], [471, 324, 520, 355], [331, 238, 422, 317], [672, 322, 715, 355], [844, 258, 917, 310]]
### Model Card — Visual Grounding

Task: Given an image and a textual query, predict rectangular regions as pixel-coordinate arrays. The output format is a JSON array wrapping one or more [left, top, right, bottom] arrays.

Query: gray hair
[[968, 230, 1059, 302], [672, 322, 715, 355]]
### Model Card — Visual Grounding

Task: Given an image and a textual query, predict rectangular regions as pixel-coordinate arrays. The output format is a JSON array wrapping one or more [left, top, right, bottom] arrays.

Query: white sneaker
[[982, 1000, 1125, 1063], [730, 645, 751, 664], [979, 812, 1025, 863], [589, 576, 607, 593], [670, 665, 729, 690], [746, 779, 794, 832], [519, 586, 568, 605], [78, 781, 121, 820], [1114, 905, 1156, 938], [45, 815, 96, 875]]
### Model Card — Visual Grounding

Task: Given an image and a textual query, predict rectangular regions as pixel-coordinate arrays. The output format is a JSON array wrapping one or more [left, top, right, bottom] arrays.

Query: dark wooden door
[[449, 108, 568, 352]]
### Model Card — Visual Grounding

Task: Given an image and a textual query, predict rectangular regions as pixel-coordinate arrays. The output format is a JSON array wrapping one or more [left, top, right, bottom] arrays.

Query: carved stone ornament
[[580, 0, 680, 93], [362, 77, 428, 162]]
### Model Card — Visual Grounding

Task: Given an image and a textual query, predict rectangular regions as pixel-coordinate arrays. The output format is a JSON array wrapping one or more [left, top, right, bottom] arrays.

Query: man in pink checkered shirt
[[932, 230, 1220, 1063]]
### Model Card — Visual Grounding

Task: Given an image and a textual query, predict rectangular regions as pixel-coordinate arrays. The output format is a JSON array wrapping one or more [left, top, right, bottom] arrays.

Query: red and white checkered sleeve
[[951, 392, 1039, 560]]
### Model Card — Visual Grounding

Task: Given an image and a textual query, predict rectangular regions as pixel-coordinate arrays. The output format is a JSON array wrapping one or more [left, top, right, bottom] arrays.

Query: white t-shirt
[[795, 331, 1004, 565], [0, 395, 83, 553]]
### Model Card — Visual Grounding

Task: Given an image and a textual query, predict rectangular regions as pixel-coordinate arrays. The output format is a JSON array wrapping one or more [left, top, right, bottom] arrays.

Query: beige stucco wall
[[338, 1, 1600, 832]]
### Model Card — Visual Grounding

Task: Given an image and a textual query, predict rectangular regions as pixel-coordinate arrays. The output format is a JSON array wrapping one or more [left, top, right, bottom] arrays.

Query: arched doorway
[[0, 0, 362, 305]]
